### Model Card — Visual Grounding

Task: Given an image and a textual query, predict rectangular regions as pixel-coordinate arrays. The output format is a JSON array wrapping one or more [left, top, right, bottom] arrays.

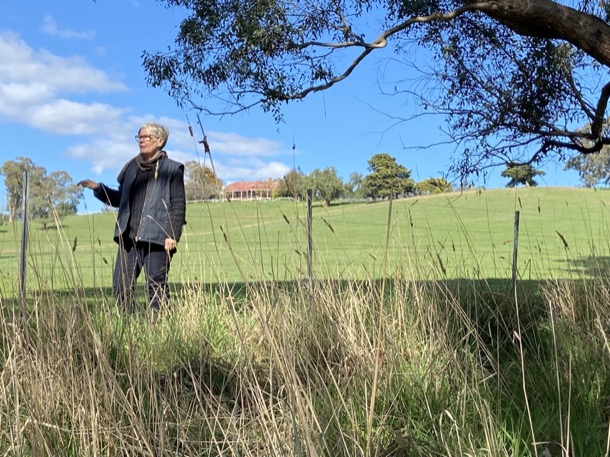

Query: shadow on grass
[[563, 255, 610, 276], [2, 275, 609, 454], [1, 276, 546, 335], [1, 276, 545, 351]]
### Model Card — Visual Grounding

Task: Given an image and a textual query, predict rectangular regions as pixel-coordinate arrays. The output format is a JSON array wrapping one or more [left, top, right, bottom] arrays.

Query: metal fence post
[[306, 189, 313, 284], [19, 171, 29, 319]]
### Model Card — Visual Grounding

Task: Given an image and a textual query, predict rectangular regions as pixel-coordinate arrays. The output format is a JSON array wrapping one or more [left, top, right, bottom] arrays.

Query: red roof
[[224, 179, 278, 192]]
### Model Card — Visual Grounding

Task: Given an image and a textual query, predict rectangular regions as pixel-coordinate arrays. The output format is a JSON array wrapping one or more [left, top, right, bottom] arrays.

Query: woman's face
[[137, 128, 163, 157]]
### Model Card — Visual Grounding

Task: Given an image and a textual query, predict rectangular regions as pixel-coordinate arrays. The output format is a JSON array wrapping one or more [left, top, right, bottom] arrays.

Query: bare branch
[[591, 81, 610, 138], [564, 66, 596, 120], [288, 3, 490, 100]]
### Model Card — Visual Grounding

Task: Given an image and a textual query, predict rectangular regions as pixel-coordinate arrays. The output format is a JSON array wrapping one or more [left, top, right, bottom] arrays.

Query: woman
[[79, 122, 186, 315]]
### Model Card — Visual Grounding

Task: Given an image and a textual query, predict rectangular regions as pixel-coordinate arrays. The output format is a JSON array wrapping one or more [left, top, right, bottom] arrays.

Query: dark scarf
[[118, 150, 167, 182]]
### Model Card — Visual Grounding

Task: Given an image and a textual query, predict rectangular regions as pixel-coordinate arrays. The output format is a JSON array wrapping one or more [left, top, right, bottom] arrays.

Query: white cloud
[[0, 32, 124, 93], [0, 31, 292, 185], [208, 131, 284, 156], [165, 149, 198, 166], [66, 138, 136, 174], [30, 100, 127, 134], [217, 157, 290, 181], [0, 82, 55, 109], [40, 16, 95, 40], [167, 126, 291, 181], [254, 161, 291, 179], [0, 31, 128, 136]]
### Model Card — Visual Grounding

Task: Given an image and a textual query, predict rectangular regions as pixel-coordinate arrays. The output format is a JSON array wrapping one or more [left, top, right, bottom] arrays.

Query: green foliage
[[303, 167, 344, 206], [415, 177, 453, 195], [501, 164, 546, 187], [55, 202, 78, 217], [344, 172, 366, 199], [0, 157, 45, 221], [45, 170, 83, 216], [144, 0, 309, 120], [276, 168, 305, 198], [564, 148, 610, 187], [0, 157, 83, 223], [184, 160, 223, 200], [362, 153, 415, 199]]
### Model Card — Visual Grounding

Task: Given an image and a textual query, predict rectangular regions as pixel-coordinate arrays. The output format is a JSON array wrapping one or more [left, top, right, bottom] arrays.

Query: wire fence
[[4, 184, 610, 300]]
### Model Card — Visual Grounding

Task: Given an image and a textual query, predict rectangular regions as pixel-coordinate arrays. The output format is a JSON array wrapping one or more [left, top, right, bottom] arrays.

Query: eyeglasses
[[135, 134, 157, 142]]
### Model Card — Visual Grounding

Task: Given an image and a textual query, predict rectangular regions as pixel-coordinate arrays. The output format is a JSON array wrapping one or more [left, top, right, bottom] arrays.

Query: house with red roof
[[223, 178, 279, 201]]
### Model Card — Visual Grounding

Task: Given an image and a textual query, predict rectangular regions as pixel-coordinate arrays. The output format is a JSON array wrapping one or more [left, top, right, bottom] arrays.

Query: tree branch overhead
[[144, 0, 610, 176]]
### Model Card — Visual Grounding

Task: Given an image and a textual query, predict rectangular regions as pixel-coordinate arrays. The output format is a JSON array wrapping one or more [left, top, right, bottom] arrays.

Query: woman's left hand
[[164, 238, 177, 252]]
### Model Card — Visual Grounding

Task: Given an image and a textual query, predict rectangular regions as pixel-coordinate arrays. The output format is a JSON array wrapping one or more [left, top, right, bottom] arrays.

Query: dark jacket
[[94, 156, 186, 246]]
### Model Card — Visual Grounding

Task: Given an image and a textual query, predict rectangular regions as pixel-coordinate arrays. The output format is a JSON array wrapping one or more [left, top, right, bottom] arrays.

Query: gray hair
[[139, 122, 169, 148]]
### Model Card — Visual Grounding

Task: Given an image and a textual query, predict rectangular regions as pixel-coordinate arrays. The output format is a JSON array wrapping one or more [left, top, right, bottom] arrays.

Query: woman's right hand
[[78, 179, 99, 190]]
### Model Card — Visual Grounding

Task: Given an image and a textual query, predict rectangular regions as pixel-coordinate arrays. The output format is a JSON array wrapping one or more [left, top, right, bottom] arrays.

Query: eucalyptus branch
[[540, 137, 605, 155], [283, 3, 490, 101], [334, 7, 365, 43], [591, 81, 610, 137], [297, 3, 490, 51], [564, 65, 596, 120]]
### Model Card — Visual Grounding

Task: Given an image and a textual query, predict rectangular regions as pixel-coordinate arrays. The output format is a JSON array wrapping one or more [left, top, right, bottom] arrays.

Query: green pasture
[[1, 186, 610, 296]]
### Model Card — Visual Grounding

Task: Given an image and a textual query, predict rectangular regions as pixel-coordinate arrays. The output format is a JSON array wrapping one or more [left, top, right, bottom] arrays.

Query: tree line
[[186, 152, 454, 206], [5, 149, 596, 224], [0, 153, 454, 224]]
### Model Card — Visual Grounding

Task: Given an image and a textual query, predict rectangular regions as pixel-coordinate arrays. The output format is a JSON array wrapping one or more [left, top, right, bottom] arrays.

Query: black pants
[[113, 238, 172, 312]]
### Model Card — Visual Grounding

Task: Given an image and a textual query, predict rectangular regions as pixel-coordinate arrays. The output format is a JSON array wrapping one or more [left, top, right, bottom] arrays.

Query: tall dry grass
[[0, 265, 609, 456], [1, 195, 610, 456]]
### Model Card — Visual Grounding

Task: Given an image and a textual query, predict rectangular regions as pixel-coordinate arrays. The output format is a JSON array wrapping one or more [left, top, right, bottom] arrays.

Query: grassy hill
[[0, 187, 609, 455], [2, 186, 610, 295]]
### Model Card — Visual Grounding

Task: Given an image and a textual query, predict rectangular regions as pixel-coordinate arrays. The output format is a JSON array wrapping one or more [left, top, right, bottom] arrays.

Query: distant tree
[[501, 164, 546, 187], [277, 169, 305, 199], [363, 153, 415, 200], [563, 122, 610, 187], [0, 157, 47, 221], [47, 171, 83, 216], [416, 177, 453, 195], [564, 149, 610, 188], [304, 167, 344, 207], [184, 160, 223, 200], [30, 178, 54, 229], [31, 171, 83, 228], [0, 157, 83, 224], [344, 172, 366, 199]]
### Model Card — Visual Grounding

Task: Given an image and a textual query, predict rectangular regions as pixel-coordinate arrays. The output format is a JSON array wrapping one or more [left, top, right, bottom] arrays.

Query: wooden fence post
[[512, 210, 520, 295]]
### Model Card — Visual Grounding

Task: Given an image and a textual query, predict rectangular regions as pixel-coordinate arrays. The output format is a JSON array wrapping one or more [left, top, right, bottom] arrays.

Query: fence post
[[306, 189, 313, 284], [19, 171, 29, 314], [512, 210, 520, 295]]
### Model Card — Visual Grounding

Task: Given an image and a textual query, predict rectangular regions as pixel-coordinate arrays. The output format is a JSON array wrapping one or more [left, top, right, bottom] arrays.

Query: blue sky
[[1, 0, 581, 213]]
